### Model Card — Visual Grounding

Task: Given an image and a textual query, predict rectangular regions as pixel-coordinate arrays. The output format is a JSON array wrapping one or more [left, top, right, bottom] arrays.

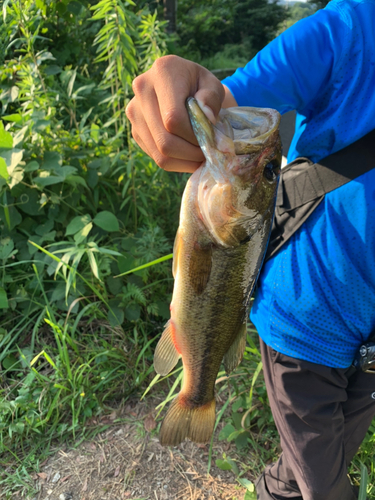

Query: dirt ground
[[29, 397, 253, 500]]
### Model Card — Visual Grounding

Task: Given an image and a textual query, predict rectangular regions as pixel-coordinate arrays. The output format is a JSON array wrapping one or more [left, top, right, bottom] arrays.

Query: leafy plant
[[0, 1, 180, 496]]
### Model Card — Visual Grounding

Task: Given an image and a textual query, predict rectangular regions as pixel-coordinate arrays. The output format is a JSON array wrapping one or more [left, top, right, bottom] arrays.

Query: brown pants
[[256, 339, 375, 500]]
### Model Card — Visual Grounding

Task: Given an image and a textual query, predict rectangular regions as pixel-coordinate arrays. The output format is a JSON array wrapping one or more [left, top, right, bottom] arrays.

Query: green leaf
[[235, 431, 250, 450], [87, 247, 99, 279], [90, 123, 100, 142], [219, 423, 236, 441], [35, 51, 55, 66], [59, 166, 77, 178], [244, 490, 257, 500], [27, 236, 42, 256], [36, 0, 47, 16], [18, 188, 42, 216], [41, 151, 62, 171], [238, 478, 255, 491], [107, 306, 124, 327], [2, 355, 19, 370], [0, 157, 9, 181], [33, 174, 65, 187], [215, 459, 232, 471], [93, 211, 119, 232], [64, 175, 88, 189], [359, 462, 368, 500], [226, 456, 239, 476], [34, 120, 50, 132], [0, 121, 13, 148], [67, 0, 83, 15], [0, 238, 14, 260], [0, 86, 19, 104], [106, 276, 123, 295], [232, 403, 246, 425], [1, 149, 23, 188], [35, 219, 54, 236], [45, 65, 62, 76], [65, 215, 92, 236], [227, 429, 241, 442], [56, 2, 66, 15], [87, 170, 98, 188], [67, 70, 77, 97], [24, 161, 40, 172], [0, 287, 9, 309], [74, 222, 93, 244], [0, 204, 22, 231], [50, 283, 66, 302], [2, 114, 22, 123], [125, 304, 141, 321]]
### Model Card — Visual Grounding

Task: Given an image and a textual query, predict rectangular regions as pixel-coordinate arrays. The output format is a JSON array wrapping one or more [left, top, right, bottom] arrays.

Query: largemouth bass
[[154, 98, 281, 446]]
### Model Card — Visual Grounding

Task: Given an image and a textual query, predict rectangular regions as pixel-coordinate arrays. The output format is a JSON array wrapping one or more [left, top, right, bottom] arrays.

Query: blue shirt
[[223, 0, 375, 367]]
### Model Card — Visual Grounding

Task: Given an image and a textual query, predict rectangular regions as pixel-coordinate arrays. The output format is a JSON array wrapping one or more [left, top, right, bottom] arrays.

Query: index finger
[[153, 58, 224, 145]]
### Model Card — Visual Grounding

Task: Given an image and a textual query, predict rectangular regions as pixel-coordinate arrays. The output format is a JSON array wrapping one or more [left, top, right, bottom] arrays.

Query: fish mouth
[[220, 107, 280, 155], [186, 97, 280, 157]]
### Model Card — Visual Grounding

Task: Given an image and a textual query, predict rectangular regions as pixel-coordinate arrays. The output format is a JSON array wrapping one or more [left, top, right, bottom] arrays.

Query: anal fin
[[154, 321, 180, 376], [223, 322, 247, 375]]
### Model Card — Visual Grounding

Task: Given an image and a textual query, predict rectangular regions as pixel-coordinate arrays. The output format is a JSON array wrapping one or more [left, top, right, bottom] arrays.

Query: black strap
[[265, 128, 375, 261]]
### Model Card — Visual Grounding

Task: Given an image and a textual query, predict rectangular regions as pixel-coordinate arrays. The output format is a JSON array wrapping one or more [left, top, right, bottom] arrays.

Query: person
[[126, 0, 375, 498]]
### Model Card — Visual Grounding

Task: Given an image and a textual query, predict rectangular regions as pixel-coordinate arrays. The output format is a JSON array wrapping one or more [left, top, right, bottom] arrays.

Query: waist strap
[[265, 128, 375, 261]]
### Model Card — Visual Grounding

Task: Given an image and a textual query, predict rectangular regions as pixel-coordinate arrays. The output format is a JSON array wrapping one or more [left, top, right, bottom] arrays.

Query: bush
[[0, 2, 185, 493]]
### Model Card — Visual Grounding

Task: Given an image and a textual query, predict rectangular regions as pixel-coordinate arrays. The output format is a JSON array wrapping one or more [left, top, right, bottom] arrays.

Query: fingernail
[[195, 98, 216, 125]]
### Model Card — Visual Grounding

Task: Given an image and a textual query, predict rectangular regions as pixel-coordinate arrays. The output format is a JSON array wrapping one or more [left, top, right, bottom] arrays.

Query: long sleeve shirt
[[223, 0, 375, 367]]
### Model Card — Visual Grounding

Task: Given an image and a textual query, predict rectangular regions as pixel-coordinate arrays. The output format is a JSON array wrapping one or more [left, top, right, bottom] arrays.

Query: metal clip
[[353, 342, 375, 373]]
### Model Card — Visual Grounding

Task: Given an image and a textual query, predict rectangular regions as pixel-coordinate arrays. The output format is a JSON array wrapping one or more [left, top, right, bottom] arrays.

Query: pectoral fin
[[154, 321, 180, 376], [188, 242, 212, 295], [223, 322, 247, 375]]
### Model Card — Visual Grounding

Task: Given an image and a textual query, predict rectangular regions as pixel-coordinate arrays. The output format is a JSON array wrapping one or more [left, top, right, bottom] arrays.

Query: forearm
[[222, 85, 238, 108]]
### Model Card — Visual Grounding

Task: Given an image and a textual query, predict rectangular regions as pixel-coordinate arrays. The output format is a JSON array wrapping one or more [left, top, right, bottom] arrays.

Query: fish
[[154, 97, 281, 446]]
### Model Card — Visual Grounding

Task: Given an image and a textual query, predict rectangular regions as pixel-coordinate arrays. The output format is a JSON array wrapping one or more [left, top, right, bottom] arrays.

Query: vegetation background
[[0, 0, 372, 499]]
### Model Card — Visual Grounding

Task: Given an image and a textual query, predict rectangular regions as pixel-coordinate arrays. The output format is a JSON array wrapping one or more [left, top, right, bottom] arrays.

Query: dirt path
[[32, 398, 250, 500]]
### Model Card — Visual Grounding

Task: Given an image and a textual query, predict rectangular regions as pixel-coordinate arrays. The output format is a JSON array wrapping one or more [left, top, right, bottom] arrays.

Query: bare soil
[[31, 397, 252, 500]]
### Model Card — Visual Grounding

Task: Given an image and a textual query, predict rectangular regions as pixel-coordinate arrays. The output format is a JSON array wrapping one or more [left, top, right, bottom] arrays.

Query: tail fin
[[159, 395, 216, 446]]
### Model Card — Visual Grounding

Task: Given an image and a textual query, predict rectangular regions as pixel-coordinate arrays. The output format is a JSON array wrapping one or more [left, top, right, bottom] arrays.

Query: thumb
[[194, 72, 225, 125]]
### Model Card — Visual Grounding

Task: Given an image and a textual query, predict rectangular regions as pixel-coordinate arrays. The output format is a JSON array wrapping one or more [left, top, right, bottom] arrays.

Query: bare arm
[[126, 55, 238, 173], [223, 84, 238, 108]]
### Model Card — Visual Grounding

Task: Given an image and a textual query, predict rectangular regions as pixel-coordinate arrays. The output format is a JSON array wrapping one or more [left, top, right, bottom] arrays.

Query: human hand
[[126, 55, 236, 173]]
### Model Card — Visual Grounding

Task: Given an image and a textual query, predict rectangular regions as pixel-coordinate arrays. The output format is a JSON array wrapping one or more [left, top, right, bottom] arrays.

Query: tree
[[175, 0, 289, 59], [307, 0, 331, 10], [232, 0, 288, 52], [164, 0, 177, 33]]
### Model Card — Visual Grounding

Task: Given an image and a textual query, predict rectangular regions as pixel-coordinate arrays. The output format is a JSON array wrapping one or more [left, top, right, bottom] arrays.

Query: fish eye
[[263, 161, 280, 182]]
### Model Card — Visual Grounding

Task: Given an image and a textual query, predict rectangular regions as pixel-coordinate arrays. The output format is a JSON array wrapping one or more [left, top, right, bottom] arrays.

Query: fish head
[[186, 98, 281, 248]]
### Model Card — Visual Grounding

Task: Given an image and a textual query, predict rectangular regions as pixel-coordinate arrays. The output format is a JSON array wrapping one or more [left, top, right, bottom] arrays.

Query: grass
[[1, 308, 375, 498], [0, 250, 165, 498], [1, 243, 374, 499]]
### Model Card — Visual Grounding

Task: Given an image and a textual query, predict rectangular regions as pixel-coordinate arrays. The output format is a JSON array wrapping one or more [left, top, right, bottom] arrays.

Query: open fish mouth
[[186, 97, 280, 156]]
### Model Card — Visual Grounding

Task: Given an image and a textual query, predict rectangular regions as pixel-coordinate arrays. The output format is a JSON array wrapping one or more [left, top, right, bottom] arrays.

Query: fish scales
[[154, 97, 281, 446]]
